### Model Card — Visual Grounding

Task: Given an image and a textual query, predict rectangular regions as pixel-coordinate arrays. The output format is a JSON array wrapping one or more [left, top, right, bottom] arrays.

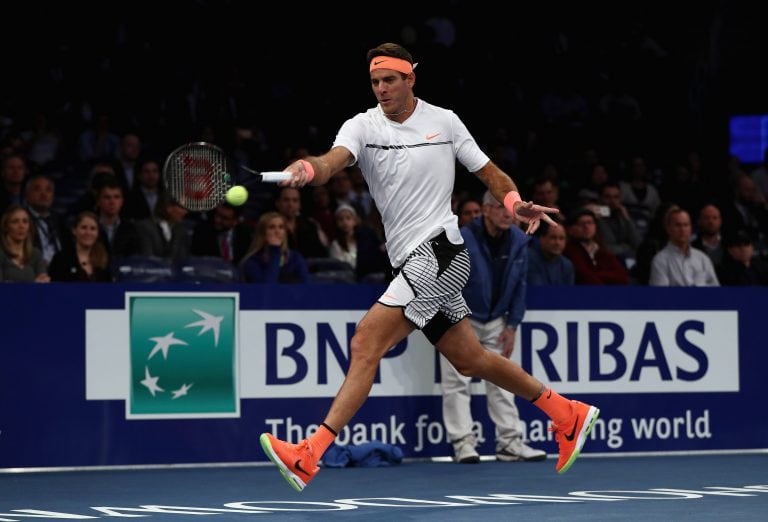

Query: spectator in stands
[[190, 202, 253, 265], [347, 165, 374, 219], [594, 180, 640, 268], [527, 218, 575, 286], [691, 204, 724, 272], [649, 205, 719, 286], [327, 204, 357, 269], [541, 163, 573, 205], [77, 113, 120, 164], [457, 197, 482, 226], [48, 211, 111, 282], [720, 173, 768, 258], [574, 162, 609, 206], [95, 179, 139, 259], [134, 194, 190, 262], [123, 158, 163, 221], [115, 133, 142, 190], [440, 190, 545, 464], [0, 204, 49, 282], [618, 155, 661, 241], [632, 201, 675, 285], [310, 185, 337, 242], [0, 153, 28, 215], [24, 174, 71, 264], [274, 186, 328, 258], [240, 211, 309, 283], [24, 112, 62, 170], [717, 230, 768, 286], [531, 176, 563, 220], [73, 163, 120, 215], [329, 168, 366, 219], [564, 208, 629, 285], [328, 204, 389, 281]]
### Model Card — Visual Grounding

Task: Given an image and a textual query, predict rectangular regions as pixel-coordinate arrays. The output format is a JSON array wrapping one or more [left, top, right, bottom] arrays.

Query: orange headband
[[369, 56, 413, 74]]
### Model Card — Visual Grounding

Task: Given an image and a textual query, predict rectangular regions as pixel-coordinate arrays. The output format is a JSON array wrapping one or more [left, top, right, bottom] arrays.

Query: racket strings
[[165, 143, 230, 211]]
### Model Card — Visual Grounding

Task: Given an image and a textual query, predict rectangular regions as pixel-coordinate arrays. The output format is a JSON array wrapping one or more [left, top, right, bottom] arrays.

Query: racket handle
[[259, 171, 293, 183]]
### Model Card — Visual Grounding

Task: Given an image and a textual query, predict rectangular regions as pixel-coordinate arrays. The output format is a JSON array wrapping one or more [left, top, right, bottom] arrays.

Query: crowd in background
[[1, 3, 767, 286]]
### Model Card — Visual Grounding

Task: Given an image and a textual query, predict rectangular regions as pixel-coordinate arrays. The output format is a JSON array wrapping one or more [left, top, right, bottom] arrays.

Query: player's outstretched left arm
[[475, 161, 559, 235], [282, 147, 355, 188]]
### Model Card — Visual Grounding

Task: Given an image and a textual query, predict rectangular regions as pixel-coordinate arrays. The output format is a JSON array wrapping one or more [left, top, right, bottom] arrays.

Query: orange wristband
[[503, 191, 522, 218], [298, 159, 315, 183]]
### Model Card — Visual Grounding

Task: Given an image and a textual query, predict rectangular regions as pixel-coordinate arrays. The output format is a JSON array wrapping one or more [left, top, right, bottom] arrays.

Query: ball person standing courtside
[[440, 190, 547, 464]]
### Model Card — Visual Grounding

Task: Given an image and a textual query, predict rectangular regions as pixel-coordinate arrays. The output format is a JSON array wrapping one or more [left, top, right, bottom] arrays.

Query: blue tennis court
[[2, 452, 767, 521]]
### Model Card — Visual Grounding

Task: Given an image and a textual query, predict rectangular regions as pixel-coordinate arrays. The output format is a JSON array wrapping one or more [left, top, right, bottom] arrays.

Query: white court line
[[2, 448, 766, 474], [430, 448, 768, 463]]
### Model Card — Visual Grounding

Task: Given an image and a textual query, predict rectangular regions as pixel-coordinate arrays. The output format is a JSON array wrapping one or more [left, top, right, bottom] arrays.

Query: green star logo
[[128, 294, 239, 419]]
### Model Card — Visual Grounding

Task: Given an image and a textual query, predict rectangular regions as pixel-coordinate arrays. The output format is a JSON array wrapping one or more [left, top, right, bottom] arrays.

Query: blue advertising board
[[0, 283, 764, 469]]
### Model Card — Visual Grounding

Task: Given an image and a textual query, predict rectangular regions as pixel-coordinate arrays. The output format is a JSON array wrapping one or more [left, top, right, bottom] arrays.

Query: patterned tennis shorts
[[379, 231, 471, 343]]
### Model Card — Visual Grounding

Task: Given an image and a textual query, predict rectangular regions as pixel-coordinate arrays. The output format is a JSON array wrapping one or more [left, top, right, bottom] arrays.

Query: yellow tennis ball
[[225, 185, 248, 206]]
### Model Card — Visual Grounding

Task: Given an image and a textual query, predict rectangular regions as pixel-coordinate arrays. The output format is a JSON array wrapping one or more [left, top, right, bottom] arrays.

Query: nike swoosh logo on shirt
[[426, 133, 441, 140]]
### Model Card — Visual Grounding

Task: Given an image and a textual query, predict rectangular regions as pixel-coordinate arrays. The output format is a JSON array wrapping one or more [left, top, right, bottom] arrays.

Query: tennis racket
[[162, 141, 291, 211]]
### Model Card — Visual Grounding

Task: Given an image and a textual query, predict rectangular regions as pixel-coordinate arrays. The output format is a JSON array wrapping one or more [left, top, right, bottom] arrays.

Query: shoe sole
[[496, 453, 547, 462], [259, 434, 307, 492], [557, 406, 600, 474], [457, 456, 480, 464]]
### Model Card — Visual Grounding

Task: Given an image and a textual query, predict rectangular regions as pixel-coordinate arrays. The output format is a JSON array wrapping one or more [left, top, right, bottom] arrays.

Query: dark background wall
[[2, 1, 767, 186]]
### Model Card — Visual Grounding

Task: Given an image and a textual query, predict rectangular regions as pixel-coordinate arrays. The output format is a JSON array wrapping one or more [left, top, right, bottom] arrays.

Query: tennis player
[[260, 42, 600, 491]]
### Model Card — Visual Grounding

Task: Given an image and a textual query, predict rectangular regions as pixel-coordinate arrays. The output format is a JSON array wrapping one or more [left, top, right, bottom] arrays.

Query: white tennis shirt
[[333, 98, 490, 267]]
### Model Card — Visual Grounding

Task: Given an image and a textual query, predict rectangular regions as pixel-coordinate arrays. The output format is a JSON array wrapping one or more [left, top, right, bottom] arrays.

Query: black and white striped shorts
[[378, 231, 471, 343]]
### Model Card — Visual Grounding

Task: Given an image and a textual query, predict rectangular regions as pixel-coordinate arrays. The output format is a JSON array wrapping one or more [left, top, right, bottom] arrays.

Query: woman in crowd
[[0, 204, 49, 282], [240, 211, 309, 283], [48, 211, 111, 282], [328, 204, 389, 280]]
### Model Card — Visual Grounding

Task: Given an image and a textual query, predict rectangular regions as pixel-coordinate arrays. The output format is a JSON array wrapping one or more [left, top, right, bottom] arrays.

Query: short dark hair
[[536, 214, 565, 237], [599, 180, 621, 194], [97, 178, 123, 196], [566, 207, 596, 227], [366, 43, 413, 66]]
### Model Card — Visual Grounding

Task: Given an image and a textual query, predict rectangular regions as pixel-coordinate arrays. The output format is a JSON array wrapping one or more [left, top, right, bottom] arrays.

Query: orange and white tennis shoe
[[260, 433, 320, 492], [550, 400, 600, 473]]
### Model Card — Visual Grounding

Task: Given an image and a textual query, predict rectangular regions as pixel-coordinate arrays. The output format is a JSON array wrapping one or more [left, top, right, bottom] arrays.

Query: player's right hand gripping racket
[[163, 141, 291, 211]]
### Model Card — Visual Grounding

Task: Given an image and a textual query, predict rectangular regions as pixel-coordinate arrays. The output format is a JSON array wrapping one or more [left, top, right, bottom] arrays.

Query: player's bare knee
[[348, 332, 382, 368], [448, 354, 482, 378], [459, 349, 496, 378]]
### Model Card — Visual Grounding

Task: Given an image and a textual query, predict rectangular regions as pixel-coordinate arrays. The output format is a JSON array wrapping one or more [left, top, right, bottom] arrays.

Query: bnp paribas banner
[[88, 294, 739, 412]]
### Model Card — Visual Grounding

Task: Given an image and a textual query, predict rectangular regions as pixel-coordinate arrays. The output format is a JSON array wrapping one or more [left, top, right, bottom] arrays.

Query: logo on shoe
[[564, 415, 579, 441], [294, 459, 309, 475]]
